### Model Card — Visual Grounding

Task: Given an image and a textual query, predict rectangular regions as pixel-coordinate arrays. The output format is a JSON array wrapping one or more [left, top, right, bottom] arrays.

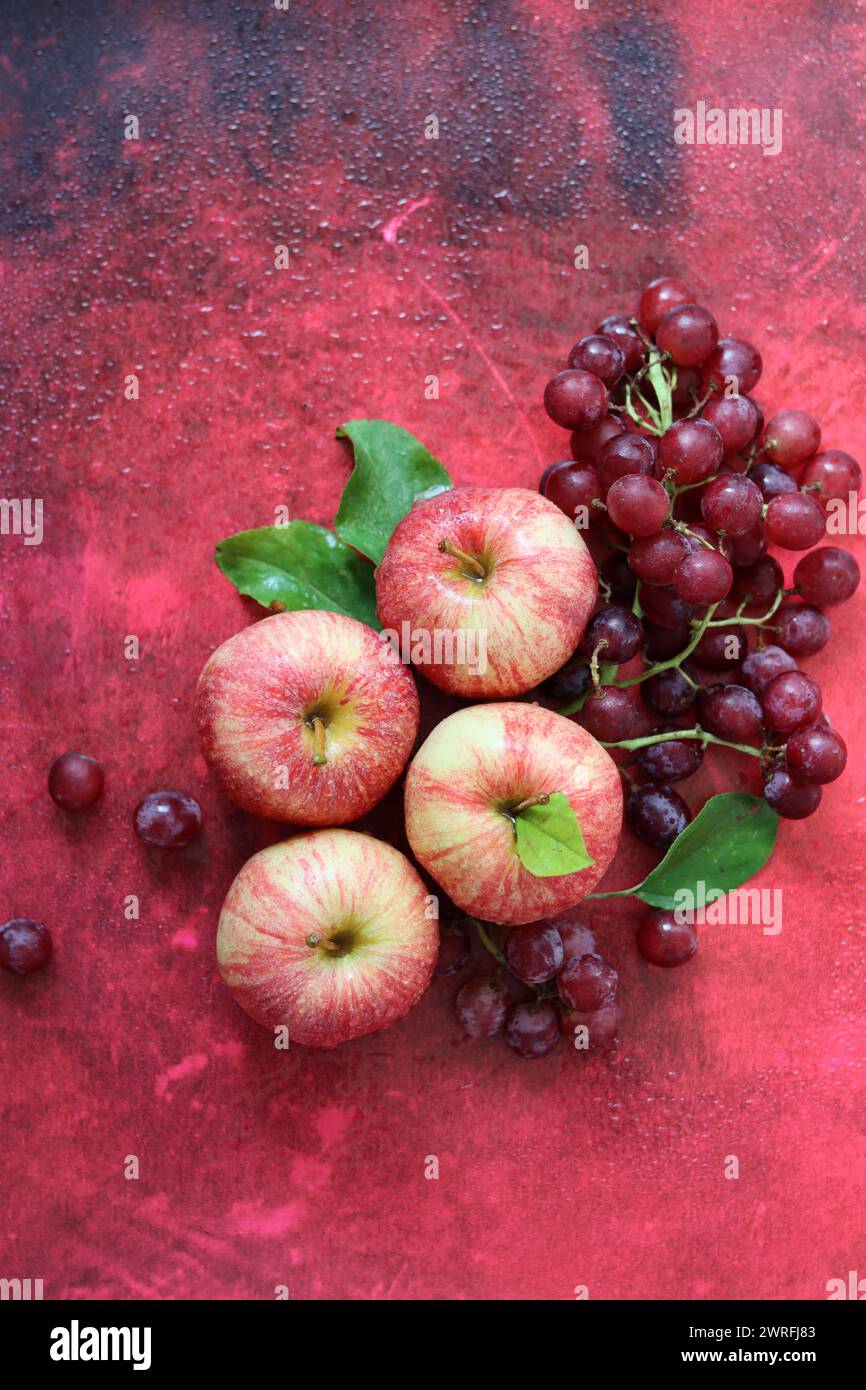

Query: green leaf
[[514, 793, 596, 878], [634, 792, 778, 909], [215, 522, 379, 628], [335, 419, 451, 564]]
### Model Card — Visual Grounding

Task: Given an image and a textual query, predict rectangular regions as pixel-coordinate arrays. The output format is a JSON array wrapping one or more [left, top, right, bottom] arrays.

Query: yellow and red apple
[[217, 829, 438, 1047], [375, 487, 596, 696], [195, 610, 419, 825]]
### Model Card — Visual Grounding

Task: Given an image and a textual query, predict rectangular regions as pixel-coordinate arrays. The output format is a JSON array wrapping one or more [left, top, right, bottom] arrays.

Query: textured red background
[[1, 0, 865, 1301]]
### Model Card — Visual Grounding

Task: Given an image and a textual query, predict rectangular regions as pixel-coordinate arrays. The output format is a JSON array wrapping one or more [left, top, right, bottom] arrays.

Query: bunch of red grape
[[443, 911, 623, 1059], [539, 275, 860, 845]]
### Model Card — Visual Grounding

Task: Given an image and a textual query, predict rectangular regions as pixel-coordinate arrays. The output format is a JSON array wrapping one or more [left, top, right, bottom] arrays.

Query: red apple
[[375, 487, 597, 697], [217, 829, 438, 1047], [404, 703, 622, 926], [196, 610, 419, 825]]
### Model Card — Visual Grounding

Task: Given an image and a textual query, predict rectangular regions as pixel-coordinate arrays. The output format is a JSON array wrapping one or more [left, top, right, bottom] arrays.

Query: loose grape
[[0, 919, 53, 976], [134, 791, 203, 847], [637, 910, 698, 967], [48, 752, 104, 811], [505, 1001, 561, 1058]]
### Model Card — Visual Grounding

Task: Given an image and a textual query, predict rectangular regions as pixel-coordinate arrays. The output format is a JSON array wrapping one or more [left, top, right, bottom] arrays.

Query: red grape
[[639, 277, 692, 336], [785, 725, 847, 784], [701, 394, 761, 455], [505, 920, 564, 984], [543, 460, 603, 518], [557, 952, 618, 1011], [544, 370, 608, 431], [553, 915, 597, 960], [435, 917, 472, 976], [582, 605, 643, 663], [597, 433, 656, 491], [801, 448, 861, 505], [762, 410, 821, 469], [656, 303, 718, 367], [763, 768, 821, 819], [775, 602, 830, 658], [794, 546, 860, 607], [740, 645, 798, 696], [658, 417, 724, 484], [639, 583, 698, 630], [0, 919, 53, 976], [673, 547, 733, 605], [701, 338, 763, 395], [697, 683, 763, 741], [456, 977, 510, 1038], [643, 664, 698, 717], [750, 460, 798, 502], [606, 474, 670, 535], [570, 414, 626, 464], [726, 521, 767, 568], [731, 554, 783, 607], [566, 1000, 622, 1050], [637, 910, 698, 967], [580, 686, 644, 741], [628, 530, 687, 585], [700, 474, 763, 536], [693, 624, 748, 669], [596, 316, 646, 372], [764, 493, 826, 550], [543, 655, 591, 703], [505, 1001, 561, 1058], [627, 783, 691, 848], [760, 670, 822, 734], [48, 751, 104, 811], [636, 725, 703, 782], [567, 334, 626, 386], [134, 790, 203, 847]]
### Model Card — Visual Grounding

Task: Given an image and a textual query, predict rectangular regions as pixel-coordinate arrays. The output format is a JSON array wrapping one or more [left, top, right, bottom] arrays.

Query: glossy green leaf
[[335, 418, 451, 564], [514, 792, 596, 878], [634, 792, 779, 909], [215, 522, 378, 628]]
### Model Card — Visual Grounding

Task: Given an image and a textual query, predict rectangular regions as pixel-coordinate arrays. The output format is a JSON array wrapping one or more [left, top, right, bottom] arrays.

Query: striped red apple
[[405, 703, 622, 925], [375, 487, 597, 696], [196, 609, 419, 825], [217, 829, 438, 1046]]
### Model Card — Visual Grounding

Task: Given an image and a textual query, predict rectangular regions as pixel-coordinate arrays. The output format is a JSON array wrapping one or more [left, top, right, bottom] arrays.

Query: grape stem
[[470, 918, 509, 969], [600, 725, 763, 758]]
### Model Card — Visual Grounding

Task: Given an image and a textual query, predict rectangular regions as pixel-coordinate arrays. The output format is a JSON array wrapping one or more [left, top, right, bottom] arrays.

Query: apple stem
[[305, 932, 340, 952], [310, 716, 327, 766], [437, 538, 486, 578], [512, 793, 550, 814]]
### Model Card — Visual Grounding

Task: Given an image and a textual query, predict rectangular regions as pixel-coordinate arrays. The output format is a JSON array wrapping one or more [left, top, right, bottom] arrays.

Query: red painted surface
[[1, 0, 864, 1300]]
